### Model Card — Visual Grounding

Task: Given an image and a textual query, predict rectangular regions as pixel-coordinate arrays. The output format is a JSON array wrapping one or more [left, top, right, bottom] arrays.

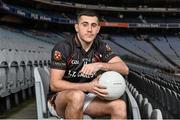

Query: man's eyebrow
[[80, 22, 98, 25], [81, 21, 88, 24]]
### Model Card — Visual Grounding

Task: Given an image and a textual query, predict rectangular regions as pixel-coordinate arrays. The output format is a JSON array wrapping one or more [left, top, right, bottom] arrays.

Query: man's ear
[[74, 24, 78, 32]]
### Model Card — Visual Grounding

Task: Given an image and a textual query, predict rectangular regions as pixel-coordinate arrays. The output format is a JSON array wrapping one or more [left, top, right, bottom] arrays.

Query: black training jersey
[[50, 35, 117, 83]]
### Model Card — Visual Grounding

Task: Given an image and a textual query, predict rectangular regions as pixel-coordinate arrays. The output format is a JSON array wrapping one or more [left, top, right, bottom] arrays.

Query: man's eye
[[92, 24, 97, 27], [82, 23, 88, 27]]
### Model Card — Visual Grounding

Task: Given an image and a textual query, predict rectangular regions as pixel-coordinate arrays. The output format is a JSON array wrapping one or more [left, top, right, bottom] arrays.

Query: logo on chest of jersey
[[68, 59, 79, 65], [71, 60, 79, 64], [67, 56, 80, 65]]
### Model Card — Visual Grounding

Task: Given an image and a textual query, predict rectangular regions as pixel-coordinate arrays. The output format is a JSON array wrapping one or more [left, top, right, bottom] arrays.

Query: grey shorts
[[47, 92, 96, 118]]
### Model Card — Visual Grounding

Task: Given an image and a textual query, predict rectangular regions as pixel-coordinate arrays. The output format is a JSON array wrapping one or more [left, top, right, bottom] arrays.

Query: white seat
[[34, 67, 50, 119]]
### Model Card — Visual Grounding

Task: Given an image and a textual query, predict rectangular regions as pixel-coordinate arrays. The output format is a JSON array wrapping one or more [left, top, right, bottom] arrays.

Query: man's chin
[[85, 39, 94, 43]]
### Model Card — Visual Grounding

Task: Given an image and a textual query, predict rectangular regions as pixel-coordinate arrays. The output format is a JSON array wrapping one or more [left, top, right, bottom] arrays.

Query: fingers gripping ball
[[99, 71, 126, 100]]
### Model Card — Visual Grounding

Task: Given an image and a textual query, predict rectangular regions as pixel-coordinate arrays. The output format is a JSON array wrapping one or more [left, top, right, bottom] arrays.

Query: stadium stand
[[0, 25, 54, 113]]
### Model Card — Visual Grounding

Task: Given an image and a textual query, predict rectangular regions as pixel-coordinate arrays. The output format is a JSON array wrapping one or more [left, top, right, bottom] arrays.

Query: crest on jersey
[[54, 51, 61, 61], [106, 44, 112, 51]]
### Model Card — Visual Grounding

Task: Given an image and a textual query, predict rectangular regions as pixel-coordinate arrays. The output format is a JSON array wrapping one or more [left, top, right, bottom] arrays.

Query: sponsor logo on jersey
[[71, 60, 79, 65]]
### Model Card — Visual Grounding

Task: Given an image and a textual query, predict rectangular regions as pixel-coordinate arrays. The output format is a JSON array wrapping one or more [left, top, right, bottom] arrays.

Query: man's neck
[[77, 34, 93, 52]]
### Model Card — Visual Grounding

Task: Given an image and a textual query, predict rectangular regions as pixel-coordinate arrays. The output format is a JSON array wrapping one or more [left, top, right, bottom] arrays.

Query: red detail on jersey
[[92, 54, 101, 63], [67, 56, 72, 65]]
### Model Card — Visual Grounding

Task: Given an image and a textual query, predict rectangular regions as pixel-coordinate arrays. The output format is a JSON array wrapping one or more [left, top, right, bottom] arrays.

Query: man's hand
[[88, 75, 108, 99], [80, 63, 101, 75]]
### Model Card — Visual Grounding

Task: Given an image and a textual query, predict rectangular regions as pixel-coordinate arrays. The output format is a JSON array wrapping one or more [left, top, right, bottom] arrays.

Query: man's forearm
[[98, 62, 129, 75], [50, 79, 91, 93]]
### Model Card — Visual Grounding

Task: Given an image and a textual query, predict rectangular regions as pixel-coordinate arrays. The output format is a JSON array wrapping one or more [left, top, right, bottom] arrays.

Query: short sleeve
[[50, 42, 69, 70], [100, 42, 116, 62]]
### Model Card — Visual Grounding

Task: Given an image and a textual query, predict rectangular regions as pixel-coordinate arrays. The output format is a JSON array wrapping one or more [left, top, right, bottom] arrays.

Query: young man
[[48, 10, 129, 119]]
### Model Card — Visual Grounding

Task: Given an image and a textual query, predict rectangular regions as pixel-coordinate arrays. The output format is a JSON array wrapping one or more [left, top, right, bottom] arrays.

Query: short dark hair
[[76, 10, 100, 23]]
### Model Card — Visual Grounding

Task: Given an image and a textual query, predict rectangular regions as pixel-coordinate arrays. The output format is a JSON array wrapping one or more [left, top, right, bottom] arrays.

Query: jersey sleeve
[[50, 42, 69, 70], [100, 42, 117, 62]]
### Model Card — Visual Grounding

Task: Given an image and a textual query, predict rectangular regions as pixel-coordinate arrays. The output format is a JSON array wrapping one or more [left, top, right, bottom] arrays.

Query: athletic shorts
[[47, 92, 96, 118]]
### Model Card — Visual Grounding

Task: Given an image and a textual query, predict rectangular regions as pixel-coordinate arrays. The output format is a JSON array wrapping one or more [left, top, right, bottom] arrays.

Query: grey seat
[[150, 109, 163, 119], [141, 98, 148, 111], [140, 98, 149, 118], [136, 94, 143, 108], [144, 103, 153, 119]]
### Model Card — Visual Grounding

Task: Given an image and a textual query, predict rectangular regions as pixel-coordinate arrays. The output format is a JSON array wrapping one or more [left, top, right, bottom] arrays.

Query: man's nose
[[87, 25, 92, 32]]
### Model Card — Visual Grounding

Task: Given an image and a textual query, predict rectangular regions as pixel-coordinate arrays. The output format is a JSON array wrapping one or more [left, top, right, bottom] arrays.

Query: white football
[[99, 71, 126, 100]]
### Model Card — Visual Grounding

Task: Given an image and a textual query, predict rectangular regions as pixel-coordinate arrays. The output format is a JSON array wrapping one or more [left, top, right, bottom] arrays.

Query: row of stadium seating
[[109, 35, 180, 72], [128, 63, 180, 92], [0, 26, 53, 113], [2, 25, 179, 73], [150, 36, 180, 68], [128, 65, 180, 119], [2, 1, 180, 25], [126, 81, 163, 119], [0, 26, 54, 51]]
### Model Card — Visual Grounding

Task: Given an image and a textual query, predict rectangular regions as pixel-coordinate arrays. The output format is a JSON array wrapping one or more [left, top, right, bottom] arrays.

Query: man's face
[[75, 15, 100, 44]]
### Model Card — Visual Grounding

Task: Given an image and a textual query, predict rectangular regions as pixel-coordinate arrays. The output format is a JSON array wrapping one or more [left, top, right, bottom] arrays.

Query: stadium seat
[[136, 94, 143, 108], [150, 109, 163, 119], [166, 88, 172, 111], [141, 98, 148, 110], [177, 94, 180, 118], [140, 98, 149, 117], [0, 62, 10, 97], [143, 103, 153, 119], [0, 49, 6, 63], [170, 90, 179, 117], [160, 86, 166, 108], [8, 62, 21, 94], [125, 88, 141, 119], [34, 67, 50, 119]]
